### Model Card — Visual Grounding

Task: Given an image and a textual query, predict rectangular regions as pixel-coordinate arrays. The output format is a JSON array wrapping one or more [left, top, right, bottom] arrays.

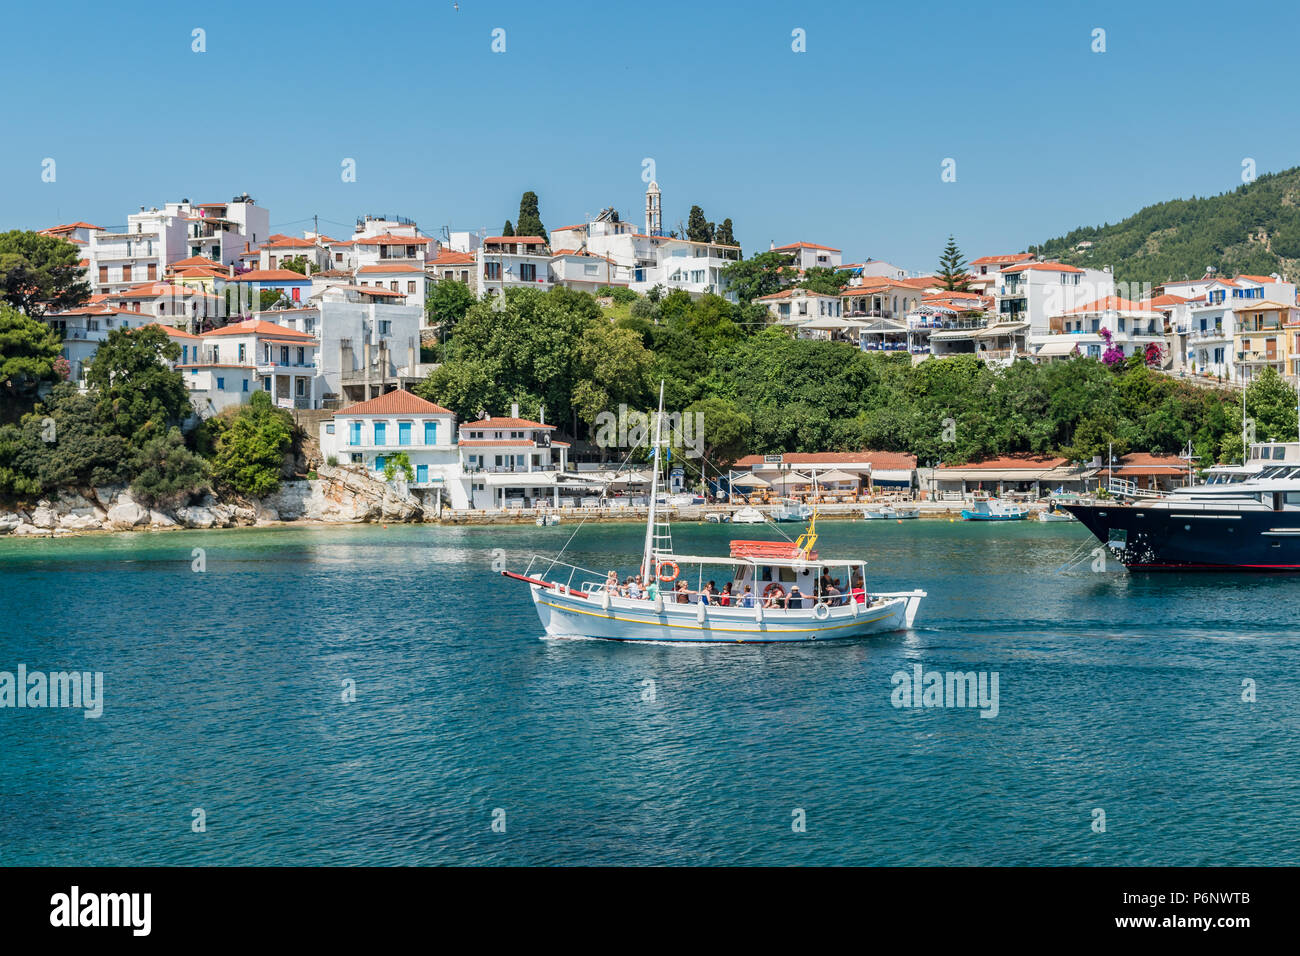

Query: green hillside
[[1028, 167, 1300, 287]]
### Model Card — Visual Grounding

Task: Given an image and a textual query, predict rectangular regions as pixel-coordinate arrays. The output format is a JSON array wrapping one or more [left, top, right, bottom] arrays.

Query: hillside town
[[6, 178, 1295, 525]]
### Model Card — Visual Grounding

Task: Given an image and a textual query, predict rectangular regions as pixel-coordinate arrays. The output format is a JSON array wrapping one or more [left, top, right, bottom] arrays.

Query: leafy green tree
[[425, 280, 476, 332], [212, 390, 293, 497], [714, 218, 737, 248], [571, 321, 654, 430], [515, 192, 547, 240], [0, 384, 128, 495], [279, 255, 313, 275], [84, 325, 191, 445], [1244, 366, 1298, 443], [596, 286, 638, 304], [685, 396, 750, 470], [129, 427, 208, 507], [799, 267, 852, 295], [721, 250, 794, 304], [382, 451, 415, 482], [0, 230, 91, 316], [686, 205, 714, 244], [0, 303, 63, 418], [937, 236, 970, 291]]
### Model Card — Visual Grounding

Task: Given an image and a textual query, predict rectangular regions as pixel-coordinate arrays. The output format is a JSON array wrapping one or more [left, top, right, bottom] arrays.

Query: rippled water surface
[[1, 519, 1297, 865]]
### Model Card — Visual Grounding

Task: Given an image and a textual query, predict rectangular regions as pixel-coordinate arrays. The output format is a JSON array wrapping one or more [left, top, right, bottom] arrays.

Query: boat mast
[[641, 381, 666, 583]]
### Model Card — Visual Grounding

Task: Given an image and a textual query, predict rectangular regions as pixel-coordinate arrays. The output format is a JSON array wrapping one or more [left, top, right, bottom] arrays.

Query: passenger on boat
[[788, 585, 805, 610], [718, 582, 733, 606], [702, 581, 717, 605], [850, 574, 866, 604], [605, 570, 619, 593], [740, 585, 755, 608], [675, 581, 691, 604], [824, 581, 842, 606], [762, 583, 786, 609], [628, 576, 644, 600]]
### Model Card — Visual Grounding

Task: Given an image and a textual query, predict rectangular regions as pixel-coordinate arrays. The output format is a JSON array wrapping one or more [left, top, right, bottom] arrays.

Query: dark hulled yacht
[[1066, 442, 1300, 570]]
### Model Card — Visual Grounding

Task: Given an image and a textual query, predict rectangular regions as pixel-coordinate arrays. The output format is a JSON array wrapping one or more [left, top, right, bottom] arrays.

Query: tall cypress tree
[[686, 205, 714, 243], [715, 218, 737, 247], [515, 192, 547, 241], [501, 220, 515, 237], [937, 235, 970, 291]]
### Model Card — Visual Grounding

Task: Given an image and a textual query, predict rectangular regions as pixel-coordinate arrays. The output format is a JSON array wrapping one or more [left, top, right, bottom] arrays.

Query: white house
[[549, 249, 625, 292], [320, 389, 462, 499], [476, 236, 552, 298], [44, 303, 160, 382], [772, 241, 842, 271], [1037, 296, 1166, 362], [458, 407, 584, 510], [179, 318, 321, 413], [995, 262, 1116, 341], [306, 285, 426, 404], [755, 287, 843, 325]]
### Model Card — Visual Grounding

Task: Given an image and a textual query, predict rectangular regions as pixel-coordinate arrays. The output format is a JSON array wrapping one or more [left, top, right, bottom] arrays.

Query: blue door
[[374, 456, 386, 473], [398, 422, 411, 446], [416, 464, 428, 484], [424, 421, 437, 445]]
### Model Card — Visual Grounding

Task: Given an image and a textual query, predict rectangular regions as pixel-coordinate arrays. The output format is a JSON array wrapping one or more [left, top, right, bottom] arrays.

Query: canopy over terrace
[[477, 470, 610, 509], [931, 455, 1088, 497]]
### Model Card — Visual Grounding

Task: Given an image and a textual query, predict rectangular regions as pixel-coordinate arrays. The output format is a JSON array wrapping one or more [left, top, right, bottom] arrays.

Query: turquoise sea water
[[1, 519, 1297, 866]]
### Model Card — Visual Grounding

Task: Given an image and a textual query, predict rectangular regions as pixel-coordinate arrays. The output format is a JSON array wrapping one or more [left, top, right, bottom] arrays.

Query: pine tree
[[515, 192, 547, 241], [502, 220, 515, 237], [687, 205, 714, 243], [715, 218, 737, 247], [937, 235, 970, 291]]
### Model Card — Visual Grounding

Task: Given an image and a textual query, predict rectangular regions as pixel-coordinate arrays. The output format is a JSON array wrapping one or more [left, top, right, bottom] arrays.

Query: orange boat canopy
[[729, 539, 818, 561]]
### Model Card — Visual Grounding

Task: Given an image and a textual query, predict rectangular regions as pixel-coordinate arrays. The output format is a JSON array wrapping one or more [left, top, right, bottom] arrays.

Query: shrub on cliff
[[211, 391, 293, 498], [129, 427, 209, 508]]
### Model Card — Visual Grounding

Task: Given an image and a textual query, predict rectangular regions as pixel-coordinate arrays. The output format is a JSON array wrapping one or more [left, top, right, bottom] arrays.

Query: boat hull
[[961, 510, 1027, 521], [1065, 503, 1300, 570], [529, 585, 925, 643]]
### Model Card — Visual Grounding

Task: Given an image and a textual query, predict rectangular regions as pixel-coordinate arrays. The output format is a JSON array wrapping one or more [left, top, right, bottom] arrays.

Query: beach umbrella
[[770, 472, 813, 489], [729, 473, 771, 488], [809, 468, 860, 485]]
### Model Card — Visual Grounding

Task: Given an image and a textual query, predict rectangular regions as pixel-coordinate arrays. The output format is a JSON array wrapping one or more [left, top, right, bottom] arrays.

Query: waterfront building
[[457, 406, 577, 510], [732, 451, 918, 493], [319, 389, 463, 499], [1083, 452, 1192, 494], [930, 455, 1086, 499]]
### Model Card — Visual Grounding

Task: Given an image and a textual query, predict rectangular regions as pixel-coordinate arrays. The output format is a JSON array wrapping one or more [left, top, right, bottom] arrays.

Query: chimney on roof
[[539, 405, 545, 425], [510, 402, 520, 419]]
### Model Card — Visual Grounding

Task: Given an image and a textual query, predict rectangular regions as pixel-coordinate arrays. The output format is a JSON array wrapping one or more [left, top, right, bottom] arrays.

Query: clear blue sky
[[3, 0, 1298, 272]]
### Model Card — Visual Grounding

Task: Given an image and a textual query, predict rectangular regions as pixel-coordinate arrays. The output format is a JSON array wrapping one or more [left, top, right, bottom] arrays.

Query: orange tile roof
[[231, 269, 312, 282], [484, 236, 548, 245], [42, 222, 104, 234], [970, 253, 1033, 266], [1062, 296, 1155, 314], [734, 451, 917, 469], [357, 263, 423, 274], [341, 390, 452, 416], [146, 323, 202, 339], [261, 237, 318, 248], [431, 250, 476, 265], [1142, 294, 1189, 307], [204, 319, 314, 339], [462, 416, 555, 430], [331, 284, 406, 298], [1001, 263, 1084, 275], [170, 255, 224, 269], [552, 223, 586, 232], [774, 241, 841, 252], [351, 233, 433, 246], [937, 455, 1068, 470], [1236, 275, 1275, 283]]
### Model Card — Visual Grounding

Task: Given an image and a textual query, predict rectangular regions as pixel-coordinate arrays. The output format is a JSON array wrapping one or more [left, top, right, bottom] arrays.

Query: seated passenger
[[740, 585, 756, 608], [718, 582, 734, 607], [787, 585, 805, 610]]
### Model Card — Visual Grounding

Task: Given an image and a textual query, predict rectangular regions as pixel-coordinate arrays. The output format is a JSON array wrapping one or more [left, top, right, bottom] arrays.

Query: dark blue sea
[[1, 519, 1296, 865]]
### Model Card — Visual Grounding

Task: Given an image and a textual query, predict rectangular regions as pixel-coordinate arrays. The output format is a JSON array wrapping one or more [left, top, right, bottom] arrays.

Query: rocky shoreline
[[0, 464, 433, 537]]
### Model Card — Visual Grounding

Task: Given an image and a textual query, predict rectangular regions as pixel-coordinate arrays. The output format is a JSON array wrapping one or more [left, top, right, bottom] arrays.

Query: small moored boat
[[961, 492, 1030, 521], [730, 506, 766, 524]]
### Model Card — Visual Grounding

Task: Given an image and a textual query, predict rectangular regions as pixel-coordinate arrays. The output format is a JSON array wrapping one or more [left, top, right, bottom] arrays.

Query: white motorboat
[[730, 506, 766, 524], [863, 505, 920, 520], [502, 385, 927, 643]]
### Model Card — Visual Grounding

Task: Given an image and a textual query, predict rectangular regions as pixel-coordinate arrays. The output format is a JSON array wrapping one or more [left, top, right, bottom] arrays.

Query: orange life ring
[[656, 560, 679, 583]]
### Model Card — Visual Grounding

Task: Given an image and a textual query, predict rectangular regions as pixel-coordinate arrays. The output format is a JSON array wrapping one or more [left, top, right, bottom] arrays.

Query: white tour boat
[[502, 386, 927, 643], [730, 506, 766, 524]]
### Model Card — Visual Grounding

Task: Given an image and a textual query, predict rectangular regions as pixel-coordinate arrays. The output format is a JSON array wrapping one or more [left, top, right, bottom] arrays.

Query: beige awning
[[1036, 338, 1087, 356]]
